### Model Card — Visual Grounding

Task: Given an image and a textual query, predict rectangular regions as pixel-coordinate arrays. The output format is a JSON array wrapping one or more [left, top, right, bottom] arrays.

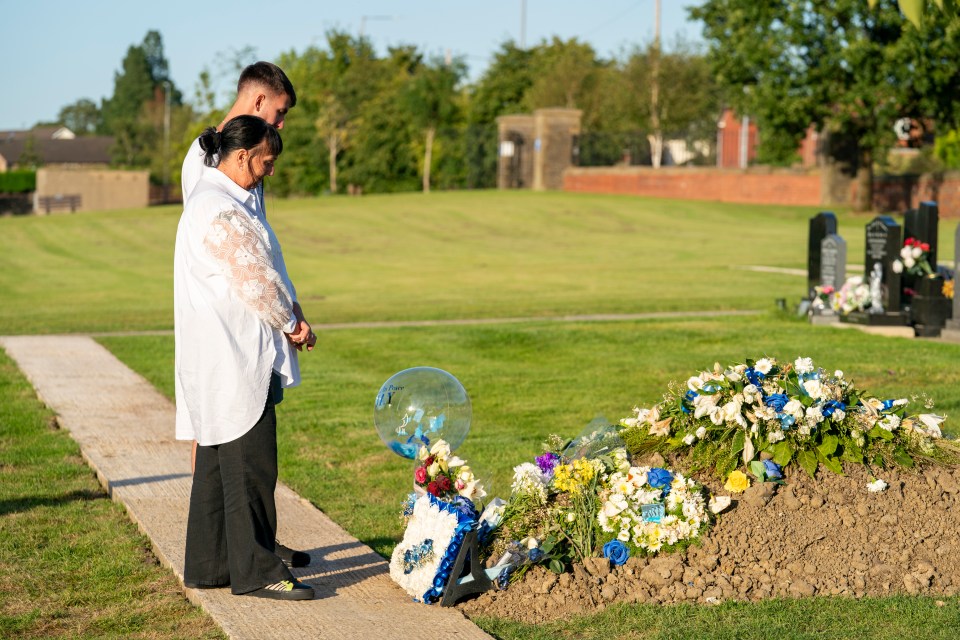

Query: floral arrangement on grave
[[620, 357, 955, 488], [484, 428, 720, 585], [810, 285, 835, 312], [389, 439, 489, 603], [892, 237, 934, 277], [830, 276, 872, 315]]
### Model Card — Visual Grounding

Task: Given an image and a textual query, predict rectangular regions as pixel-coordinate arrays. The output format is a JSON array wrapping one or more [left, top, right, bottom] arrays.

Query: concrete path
[[0, 335, 490, 640]]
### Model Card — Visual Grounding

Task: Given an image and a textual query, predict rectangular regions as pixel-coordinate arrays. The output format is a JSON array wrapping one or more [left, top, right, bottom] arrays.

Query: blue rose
[[603, 540, 630, 566], [647, 467, 674, 496], [762, 459, 783, 480], [765, 393, 789, 412]]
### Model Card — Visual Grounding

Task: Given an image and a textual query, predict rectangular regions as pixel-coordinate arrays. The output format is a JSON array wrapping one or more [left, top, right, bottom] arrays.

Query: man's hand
[[286, 302, 316, 351]]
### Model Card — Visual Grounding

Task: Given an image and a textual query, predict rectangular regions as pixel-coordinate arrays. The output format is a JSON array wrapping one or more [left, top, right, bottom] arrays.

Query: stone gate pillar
[[532, 108, 582, 191]]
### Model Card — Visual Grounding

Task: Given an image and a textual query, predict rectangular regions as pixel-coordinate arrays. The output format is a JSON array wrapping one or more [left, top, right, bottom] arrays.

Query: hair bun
[[198, 127, 221, 153]]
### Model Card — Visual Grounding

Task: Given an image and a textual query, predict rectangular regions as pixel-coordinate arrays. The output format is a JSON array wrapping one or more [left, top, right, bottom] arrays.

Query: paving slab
[[0, 335, 491, 640]]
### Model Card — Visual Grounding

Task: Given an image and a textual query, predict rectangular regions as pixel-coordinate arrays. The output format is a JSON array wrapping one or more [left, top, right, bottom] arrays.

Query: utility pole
[[520, 0, 527, 49], [650, 0, 662, 169], [163, 80, 171, 203]]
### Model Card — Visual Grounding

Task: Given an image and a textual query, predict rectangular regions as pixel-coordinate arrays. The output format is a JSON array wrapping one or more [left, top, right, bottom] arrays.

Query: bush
[[0, 170, 36, 193], [934, 129, 960, 170]]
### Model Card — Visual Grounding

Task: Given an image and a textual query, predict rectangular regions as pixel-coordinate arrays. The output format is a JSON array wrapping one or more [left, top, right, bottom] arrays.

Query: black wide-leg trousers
[[183, 392, 293, 594]]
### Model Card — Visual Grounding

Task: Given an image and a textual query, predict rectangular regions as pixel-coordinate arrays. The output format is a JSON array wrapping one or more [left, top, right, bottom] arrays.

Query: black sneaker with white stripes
[[276, 541, 311, 568], [245, 579, 315, 601]]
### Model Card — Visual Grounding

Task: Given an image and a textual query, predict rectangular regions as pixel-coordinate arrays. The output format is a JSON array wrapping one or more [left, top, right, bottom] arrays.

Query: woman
[[174, 115, 316, 601]]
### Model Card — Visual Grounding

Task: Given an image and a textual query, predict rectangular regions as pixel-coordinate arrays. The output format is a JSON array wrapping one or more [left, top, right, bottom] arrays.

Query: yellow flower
[[724, 470, 750, 493]]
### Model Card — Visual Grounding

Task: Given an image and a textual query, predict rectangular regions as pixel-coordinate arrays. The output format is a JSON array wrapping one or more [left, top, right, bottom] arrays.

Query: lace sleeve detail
[[203, 209, 295, 331]]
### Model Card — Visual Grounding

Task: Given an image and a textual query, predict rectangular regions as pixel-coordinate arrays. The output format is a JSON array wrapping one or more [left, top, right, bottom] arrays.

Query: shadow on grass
[[0, 488, 106, 515]]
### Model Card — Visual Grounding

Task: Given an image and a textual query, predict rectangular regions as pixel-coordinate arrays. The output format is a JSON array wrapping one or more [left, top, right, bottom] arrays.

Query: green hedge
[[0, 170, 36, 193]]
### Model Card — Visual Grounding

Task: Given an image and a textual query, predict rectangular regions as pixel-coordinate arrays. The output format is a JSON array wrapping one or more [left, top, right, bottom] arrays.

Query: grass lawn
[[0, 349, 224, 639], [5, 190, 960, 639]]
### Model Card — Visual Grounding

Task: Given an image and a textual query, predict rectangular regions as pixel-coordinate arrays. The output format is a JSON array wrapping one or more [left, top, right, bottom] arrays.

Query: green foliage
[[57, 98, 101, 134], [0, 170, 36, 193], [0, 352, 224, 639], [934, 129, 960, 168], [691, 1, 960, 184]]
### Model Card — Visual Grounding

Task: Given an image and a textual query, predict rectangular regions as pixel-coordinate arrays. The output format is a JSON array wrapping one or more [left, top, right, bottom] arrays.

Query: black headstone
[[903, 201, 939, 268], [865, 215, 902, 312], [808, 212, 838, 298], [820, 234, 846, 293]]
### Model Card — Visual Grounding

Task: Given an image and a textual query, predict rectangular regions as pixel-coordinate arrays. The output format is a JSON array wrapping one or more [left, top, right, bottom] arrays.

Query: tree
[[57, 99, 101, 134], [873, 0, 959, 27], [403, 56, 467, 193], [691, 1, 960, 211], [100, 31, 183, 170]]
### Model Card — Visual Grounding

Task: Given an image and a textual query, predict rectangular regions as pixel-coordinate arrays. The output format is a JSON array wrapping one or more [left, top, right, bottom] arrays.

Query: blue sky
[[0, 0, 705, 130]]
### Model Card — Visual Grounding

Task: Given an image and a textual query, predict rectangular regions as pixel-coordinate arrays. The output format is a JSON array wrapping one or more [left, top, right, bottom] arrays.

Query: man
[[180, 61, 311, 571]]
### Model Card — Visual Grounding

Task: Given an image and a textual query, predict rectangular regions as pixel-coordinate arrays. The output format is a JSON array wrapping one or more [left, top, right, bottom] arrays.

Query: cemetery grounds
[[2, 190, 960, 639]]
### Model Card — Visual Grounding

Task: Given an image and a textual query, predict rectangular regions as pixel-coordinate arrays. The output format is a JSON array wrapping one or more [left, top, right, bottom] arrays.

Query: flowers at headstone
[[810, 285, 835, 311], [620, 357, 954, 481], [830, 276, 872, 314], [893, 237, 934, 277]]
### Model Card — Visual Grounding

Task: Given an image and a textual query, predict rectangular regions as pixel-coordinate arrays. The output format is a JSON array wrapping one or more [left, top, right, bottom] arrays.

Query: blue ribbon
[[745, 367, 765, 390], [682, 390, 698, 414], [880, 399, 896, 412], [420, 493, 479, 604], [821, 400, 846, 418]]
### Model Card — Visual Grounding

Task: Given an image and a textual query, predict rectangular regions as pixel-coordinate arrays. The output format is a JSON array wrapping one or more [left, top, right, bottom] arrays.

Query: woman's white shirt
[[174, 168, 299, 446]]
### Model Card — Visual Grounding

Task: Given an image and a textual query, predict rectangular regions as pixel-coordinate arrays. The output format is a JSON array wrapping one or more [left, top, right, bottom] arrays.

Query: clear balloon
[[374, 367, 472, 459]]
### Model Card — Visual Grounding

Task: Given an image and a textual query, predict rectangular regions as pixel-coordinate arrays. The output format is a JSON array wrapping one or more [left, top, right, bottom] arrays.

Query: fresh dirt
[[457, 461, 960, 624]]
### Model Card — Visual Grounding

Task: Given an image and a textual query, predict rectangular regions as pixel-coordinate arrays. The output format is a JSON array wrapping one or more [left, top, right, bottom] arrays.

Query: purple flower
[[535, 452, 561, 477], [762, 459, 783, 480], [603, 540, 630, 566]]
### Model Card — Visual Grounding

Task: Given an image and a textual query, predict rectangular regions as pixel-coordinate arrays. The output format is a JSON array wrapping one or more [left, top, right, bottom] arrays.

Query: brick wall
[[870, 172, 960, 216], [564, 166, 822, 207]]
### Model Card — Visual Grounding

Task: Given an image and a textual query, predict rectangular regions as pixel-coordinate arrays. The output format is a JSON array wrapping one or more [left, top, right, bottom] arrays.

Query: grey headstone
[[904, 201, 939, 268], [864, 216, 902, 311], [820, 234, 846, 292], [808, 211, 838, 298]]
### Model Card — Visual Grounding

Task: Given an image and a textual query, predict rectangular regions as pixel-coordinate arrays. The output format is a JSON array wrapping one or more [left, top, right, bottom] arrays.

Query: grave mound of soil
[[458, 462, 960, 624]]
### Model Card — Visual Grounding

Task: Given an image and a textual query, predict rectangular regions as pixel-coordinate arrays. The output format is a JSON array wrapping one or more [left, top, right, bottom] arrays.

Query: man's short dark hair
[[238, 61, 297, 107]]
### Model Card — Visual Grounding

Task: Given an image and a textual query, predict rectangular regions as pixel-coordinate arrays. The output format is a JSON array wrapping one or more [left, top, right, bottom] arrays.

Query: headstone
[[807, 212, 838, 298], [864, 215, 902, 312], [820, 234, 846, 293], [911, 275, 952, 337], [903, 201, 939, 268], [841, 216, 908, 327]]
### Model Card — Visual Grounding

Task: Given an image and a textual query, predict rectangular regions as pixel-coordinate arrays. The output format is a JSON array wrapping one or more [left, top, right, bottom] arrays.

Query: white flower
[[892, 259, 903, 274], [429, 439, 451, 459], [916, 414, 945, 438], [912, 245, 924, 260], [755, 358, 774, 375], [511, 463, 547, 497], [695, 426, 707, 439], [709, 495, 731, 514], [694, 394, 718, 419], [767, 429, 785, 444], [805, 406, 824, 425], [709, 407, 724, 425], [904, 255, 916, 269], [803, 379, 824, 400], [683, 433, 695, 445], [687, 376, 704, 392], [867, 478, 888, 493], [743, 384, 761, 404], [721, 399, 744, 425], [784, 399, 804, 418], [832, 409, 846, 422], [794, 357, 814, 375], [878, 414, 900, 432]]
